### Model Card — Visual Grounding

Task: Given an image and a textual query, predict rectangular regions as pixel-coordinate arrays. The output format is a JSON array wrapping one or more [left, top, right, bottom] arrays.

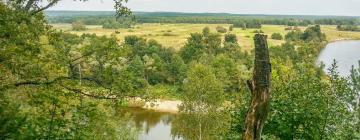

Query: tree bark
[[243, 34, 271, 140]]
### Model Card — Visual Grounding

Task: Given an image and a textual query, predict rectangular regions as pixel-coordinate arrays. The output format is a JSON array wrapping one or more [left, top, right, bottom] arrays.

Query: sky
[[47, 0, 360, 16]]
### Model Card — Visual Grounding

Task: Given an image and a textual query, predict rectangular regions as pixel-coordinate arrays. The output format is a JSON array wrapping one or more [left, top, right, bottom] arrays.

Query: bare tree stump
[[243, 34, 271, 140]]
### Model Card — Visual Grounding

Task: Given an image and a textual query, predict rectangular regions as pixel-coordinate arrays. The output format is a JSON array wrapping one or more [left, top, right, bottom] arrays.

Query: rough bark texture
[[243, 34, 271, 140]]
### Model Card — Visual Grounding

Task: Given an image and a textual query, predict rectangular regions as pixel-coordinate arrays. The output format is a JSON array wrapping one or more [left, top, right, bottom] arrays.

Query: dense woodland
[[46, 11, 360, 29], [1, 1, 360, 140]]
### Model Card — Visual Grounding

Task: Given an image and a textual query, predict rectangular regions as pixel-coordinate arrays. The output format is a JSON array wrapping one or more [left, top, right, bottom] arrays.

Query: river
[[317, 40, 360, 76], [120, 40, 360, 140]]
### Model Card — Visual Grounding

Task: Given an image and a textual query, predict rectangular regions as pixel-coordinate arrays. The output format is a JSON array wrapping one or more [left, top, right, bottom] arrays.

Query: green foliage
[[301, 25, 326, 42], [47, 11, 359, 27], [252, 30, 264, 33], [72, 20, 86, 31], [263, 61, 356, 139], [180, 33, 206, 63], [229, 25, 234, 31], [337, 24, 360, 32], [285, 30, 303, 41], [224, 33, 238, 43], [202, 26, 211, 37], [175, 63, 230, 140], [168, 54, 187, 84], [271, 33, 283, 40], [285, 25, 326, 42], [102, 18, 134, 29], [216, 26, 228, 33], [2, 2, 360, 140], [233, 20, 262, 29], [183, 64, 223, 107]]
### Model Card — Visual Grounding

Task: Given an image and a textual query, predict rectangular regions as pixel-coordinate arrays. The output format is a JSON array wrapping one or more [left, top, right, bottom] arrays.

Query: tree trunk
[[243, 34, 271, 140]]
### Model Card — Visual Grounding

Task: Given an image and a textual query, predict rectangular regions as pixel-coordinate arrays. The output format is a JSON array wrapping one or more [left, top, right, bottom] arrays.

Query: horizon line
[[45, 10, 360, 18]]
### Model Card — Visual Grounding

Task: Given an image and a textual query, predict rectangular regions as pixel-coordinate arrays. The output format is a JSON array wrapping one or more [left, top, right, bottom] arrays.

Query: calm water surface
[[120, 108, 182, 140], [317, 40, 360, 76]]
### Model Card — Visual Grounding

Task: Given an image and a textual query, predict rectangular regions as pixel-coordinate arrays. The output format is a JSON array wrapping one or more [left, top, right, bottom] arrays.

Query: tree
[[2, 0, 131, 18], [224, 34, 238, 44], [180, 33, 206, 63], [202, 27, 210, 37], [216, 26, 227, 33], [271, 33, 283, 40], [229, 25, 234, 31], [301, 25, 326, 42], [285, 30, 303, 41], [243, 34, 271, 140], [168, 54, 187, 85], [72, 20, 86, 31], [178, 64, 229, 140]]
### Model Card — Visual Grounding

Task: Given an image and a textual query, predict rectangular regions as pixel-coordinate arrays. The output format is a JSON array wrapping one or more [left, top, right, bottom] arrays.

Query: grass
[[51, 23, 360, 52]]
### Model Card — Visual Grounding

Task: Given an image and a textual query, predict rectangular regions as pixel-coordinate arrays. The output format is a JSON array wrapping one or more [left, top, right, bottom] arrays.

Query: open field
[[51, 23, 360, 51]]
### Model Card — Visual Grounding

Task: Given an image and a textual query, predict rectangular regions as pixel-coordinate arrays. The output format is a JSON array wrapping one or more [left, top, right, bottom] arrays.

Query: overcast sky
[[47, 0, 360, 16]]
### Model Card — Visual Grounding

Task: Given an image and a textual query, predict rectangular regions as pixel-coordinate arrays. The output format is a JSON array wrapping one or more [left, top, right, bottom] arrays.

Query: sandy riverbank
[[127, 97, 182, 113]]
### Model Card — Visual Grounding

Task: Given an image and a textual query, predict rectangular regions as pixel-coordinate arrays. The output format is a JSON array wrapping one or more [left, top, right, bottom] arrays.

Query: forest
[[1, 0, 360, 140], [46, 11, 360, 28]]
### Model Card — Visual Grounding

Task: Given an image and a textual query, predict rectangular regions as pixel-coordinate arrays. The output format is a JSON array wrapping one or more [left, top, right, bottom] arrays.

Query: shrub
[[271, 33, 283, 40], [216, 26, 227, 33], [224, 34, 238, 43], [102, 19, 133, 29], [229, 25, 234, 31], [162, 33, 177, 36], [71, 21, 86, 31], [252, 30, 264, 33], [285, 26, 293, 31], [203, 27, 210, 36]]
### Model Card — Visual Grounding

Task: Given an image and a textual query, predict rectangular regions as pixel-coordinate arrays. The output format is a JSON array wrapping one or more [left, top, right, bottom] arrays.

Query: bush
[[229, 25, 234, 31], [216, 26, 228, 33], [337, 25, 360, 32], [203, 27, 211, 36], [71, 21, 86, 31], [162, 33, 177, 36], [232, 20, 262, 29], [102, 19, 133, 29], [271, 33, 283, 40], [284, 26, 293, 31], [224, 34, 238, 43], [252, 30, 264, 33]]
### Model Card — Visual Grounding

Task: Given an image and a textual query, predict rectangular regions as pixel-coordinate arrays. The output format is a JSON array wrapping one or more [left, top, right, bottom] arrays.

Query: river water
[[317, 40, 360, 76], [120, 40, 360, 140], [119, 107, 182, 140]]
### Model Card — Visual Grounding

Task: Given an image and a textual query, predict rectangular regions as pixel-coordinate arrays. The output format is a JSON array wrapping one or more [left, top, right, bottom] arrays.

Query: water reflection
[[118, 107, 230, 140], [118, 107, 182, 140]]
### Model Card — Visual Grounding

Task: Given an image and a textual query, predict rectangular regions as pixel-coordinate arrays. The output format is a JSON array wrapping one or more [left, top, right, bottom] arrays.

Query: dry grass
[[51, 23, 360, 52]]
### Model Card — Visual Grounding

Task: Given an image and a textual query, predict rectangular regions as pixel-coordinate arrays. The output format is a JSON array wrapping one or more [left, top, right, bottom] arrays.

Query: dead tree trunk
[[243, 34, 271, 140]]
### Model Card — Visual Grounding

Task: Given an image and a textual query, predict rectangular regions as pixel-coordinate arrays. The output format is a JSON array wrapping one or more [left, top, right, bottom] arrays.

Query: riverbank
[[126, 97, 182, 113]]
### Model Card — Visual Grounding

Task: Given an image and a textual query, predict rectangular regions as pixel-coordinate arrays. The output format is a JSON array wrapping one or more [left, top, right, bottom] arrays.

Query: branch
[[60, 84, 117, 100], [14, 76, 70, 87], [31, 0, 59, 15], [24, 0, 36, 11], [71, 52, 94, 63]]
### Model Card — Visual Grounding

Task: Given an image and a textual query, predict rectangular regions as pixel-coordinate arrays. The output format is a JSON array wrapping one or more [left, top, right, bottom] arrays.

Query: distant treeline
[[46, 11, 360, 27], [337, 24, 360, 32]]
